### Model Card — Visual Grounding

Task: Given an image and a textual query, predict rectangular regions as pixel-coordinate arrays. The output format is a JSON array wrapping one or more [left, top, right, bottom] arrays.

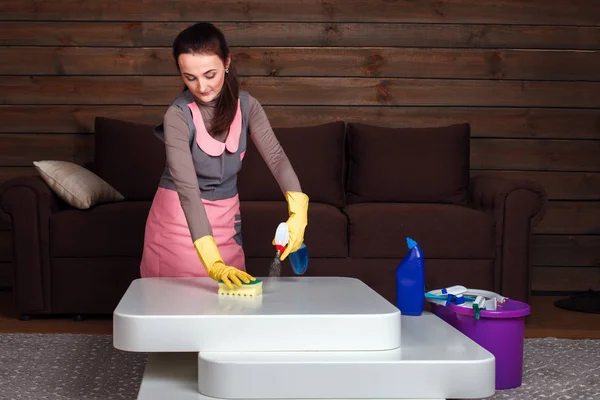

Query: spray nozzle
[[273, 222, 289, 255], [274, 245, 286, 257], [268, 222, 289, 278]]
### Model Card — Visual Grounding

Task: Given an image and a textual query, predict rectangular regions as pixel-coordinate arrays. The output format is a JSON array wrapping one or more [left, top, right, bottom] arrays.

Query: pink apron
[[140, 92, 248, 278]]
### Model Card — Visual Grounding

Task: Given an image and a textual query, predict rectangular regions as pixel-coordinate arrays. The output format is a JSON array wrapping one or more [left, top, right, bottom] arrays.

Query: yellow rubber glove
[[193, 235, 255, 289], [280, 191, 309, 261]]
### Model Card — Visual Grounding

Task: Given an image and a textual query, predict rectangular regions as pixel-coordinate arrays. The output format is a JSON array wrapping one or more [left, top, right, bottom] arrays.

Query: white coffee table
[[113, 276, 495, 399], [114, 276, 400, 352]]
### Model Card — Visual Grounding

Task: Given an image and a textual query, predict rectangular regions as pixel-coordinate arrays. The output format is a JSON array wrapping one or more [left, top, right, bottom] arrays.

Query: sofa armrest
[[469, 174, 547, 302], [0, 176, 61, 316]]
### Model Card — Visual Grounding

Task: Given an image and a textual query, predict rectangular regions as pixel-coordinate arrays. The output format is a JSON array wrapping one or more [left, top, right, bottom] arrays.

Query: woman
[[140, 22, 309, 289]]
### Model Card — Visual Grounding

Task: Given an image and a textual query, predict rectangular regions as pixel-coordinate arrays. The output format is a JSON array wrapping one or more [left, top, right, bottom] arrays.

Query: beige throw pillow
[[33, 160, 124, 209]]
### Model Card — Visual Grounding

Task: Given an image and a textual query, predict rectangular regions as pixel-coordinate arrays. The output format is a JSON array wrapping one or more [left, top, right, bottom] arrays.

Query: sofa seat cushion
[[51, 201, 151, 257], [240, 201, 348, 258], [345, 203, 495, 259]]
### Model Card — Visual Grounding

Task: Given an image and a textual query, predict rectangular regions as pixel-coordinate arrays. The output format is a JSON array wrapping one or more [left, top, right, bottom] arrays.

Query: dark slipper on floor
[[554, 290, 600, 314]]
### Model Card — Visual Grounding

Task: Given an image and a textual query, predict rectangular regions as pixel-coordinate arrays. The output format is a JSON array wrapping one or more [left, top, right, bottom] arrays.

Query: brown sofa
[[0, 217, 13, 288], [0, 117, 547, 319]]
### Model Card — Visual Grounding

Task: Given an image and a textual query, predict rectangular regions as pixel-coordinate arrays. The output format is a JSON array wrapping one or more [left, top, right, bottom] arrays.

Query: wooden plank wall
[[0, 0, 599, 293]]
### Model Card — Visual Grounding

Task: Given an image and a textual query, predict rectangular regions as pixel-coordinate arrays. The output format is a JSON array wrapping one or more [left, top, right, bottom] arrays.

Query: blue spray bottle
[[273, 222, 309, 275], [395, 237, 425, 316]]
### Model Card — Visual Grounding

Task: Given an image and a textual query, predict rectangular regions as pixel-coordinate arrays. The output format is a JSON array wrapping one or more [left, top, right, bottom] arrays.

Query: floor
[[0, 289, 599, 338]]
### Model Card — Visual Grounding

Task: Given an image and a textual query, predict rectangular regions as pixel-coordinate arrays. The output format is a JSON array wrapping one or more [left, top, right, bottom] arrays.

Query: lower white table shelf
[[136, 312, 495, 400]]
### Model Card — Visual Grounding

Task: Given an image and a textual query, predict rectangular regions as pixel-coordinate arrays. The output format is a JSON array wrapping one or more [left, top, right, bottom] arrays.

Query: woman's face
[[178, 53, 230, 103]]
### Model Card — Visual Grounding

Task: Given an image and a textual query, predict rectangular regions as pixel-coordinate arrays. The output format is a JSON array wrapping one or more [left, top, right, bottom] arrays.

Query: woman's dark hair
[[172, 22, 239, 136]]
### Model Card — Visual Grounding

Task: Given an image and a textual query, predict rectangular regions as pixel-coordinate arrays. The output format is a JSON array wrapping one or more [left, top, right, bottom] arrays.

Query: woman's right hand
[[212, 265, 255, 289], [193, 235, 256, 289]]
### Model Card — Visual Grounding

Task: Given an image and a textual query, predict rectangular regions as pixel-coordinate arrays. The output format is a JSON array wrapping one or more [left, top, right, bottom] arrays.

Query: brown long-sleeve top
[[162, 92, 301, 242]]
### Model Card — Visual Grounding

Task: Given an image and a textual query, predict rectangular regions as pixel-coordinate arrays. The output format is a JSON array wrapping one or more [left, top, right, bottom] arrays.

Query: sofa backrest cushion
[[238, 121, 346, 207], [346, 122, 470, 205], [93, 117, 165, 201]]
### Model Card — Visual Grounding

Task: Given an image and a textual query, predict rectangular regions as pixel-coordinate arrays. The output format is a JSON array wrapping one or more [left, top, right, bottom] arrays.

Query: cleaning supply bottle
[[288, 243, 309, 275], [395, 237, 425, 316], [272, 222, 309, 275]]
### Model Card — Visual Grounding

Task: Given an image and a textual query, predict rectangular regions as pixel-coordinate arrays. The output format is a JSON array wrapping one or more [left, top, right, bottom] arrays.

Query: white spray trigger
[[428, 285, 467, 297], [474, 296, 486, 309], [274, 222, 289, 247]]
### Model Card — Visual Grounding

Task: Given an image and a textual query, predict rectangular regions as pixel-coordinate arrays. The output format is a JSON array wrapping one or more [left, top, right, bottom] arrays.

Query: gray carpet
[[494, 337, 600, 400], [0, 334, 146, 399], [0, 334, 598, 399]]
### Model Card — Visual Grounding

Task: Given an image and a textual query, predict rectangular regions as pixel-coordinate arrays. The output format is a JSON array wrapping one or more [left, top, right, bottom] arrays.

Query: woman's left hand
[[280, 191, 309, 260]]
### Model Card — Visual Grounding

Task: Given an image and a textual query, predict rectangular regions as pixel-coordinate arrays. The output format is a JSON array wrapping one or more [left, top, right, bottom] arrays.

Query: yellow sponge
[[218, 279, 263, 296]]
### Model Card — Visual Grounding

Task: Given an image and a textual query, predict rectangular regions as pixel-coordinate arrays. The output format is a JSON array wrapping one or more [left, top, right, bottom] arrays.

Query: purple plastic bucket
[[431, 298, 530, 390]]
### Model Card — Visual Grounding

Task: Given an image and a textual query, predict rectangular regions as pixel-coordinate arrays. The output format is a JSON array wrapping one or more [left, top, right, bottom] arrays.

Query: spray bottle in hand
[[273, 222, 289, 260], [273, 222, 309, 275]]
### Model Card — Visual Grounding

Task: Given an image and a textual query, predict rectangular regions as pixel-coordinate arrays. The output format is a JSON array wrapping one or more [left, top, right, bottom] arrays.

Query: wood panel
[[471, 171, 600, 200], [1, 0, 140, 21], [535, 202, 600, 235], [2, 106, 599, 140], [0, 77, 142, 105], [0, 134, 93, 167], [0, 47, 147, 75], [143, 23, 600, 50], [532, 267, 600, 292], [0, 22, 142, 47], [260, 107, 600, 140], [3, 47, 600, 82], [0, 106, 153, 133], [471, 139, 600, 172], [143, 77, 600, 108], [532, 235, 600, 267], [5, 76, 600, 108], [3, 22, 599, 50], [4, 0, 597, 25], [190, 48, 600, 81]]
